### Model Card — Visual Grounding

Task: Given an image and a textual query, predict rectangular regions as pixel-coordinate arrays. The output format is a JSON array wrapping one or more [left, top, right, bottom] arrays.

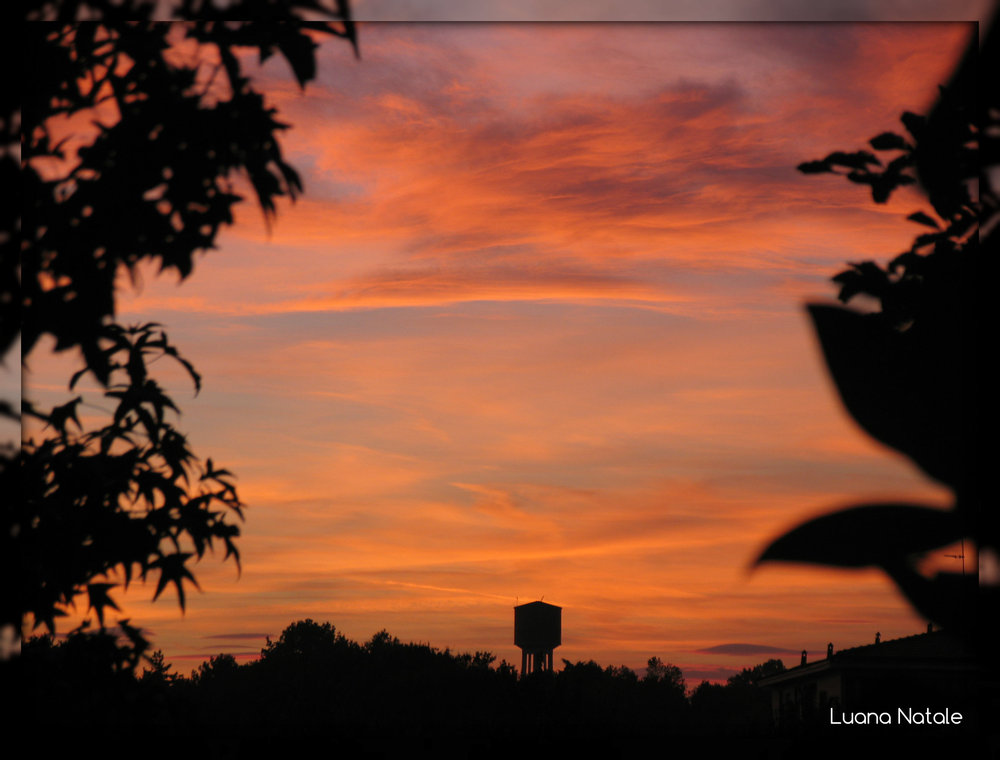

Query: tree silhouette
[[191, 651, 239, 684], [725, 657, 784, 688], [756, 20, 996, 644], [140, 648, 179, 685], [643, 655, 685, 690], [7, 3, 357, 648], [260, 617, 348, 661]]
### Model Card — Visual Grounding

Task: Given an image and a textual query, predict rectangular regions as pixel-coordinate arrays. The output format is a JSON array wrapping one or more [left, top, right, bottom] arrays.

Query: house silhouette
[[759, 628, 977, 731]]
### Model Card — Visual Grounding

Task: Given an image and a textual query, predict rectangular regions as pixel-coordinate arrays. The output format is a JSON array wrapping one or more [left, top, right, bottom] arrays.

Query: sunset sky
[[25, 20, 972, 682]]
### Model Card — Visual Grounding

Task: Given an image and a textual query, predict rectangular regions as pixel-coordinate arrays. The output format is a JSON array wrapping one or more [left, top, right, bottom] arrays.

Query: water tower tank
[[514, 601, 561, 676]]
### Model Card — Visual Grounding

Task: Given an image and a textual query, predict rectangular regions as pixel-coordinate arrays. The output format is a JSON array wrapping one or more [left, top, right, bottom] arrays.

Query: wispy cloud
[[694, 643, 800, 656], [202, 633, 274, 640]]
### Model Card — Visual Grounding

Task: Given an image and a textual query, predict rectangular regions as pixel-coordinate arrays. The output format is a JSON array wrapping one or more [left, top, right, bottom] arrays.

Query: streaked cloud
[[695, 643, 800, 656], [202, 633, 274, 640]]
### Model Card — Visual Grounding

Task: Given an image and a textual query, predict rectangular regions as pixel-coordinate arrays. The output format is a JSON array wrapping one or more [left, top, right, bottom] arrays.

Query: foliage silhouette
[[191, 651, 239, 684], [725, 657, 785, 687], [18, 324, 243, 635], [21, 618, 975, 755], [7, 4, 357, 645], [261, 617, 345, 659], [644, 654, 685, 689], [690, 659, 824, 738], [20, 6, 356, 381], [141, 648, 180, 685], [756, 21, 996, 641], [51, 619, 736, 749]]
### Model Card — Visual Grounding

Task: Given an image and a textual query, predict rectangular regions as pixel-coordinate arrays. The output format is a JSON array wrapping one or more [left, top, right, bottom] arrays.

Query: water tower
[[514, 600, 561, 677]]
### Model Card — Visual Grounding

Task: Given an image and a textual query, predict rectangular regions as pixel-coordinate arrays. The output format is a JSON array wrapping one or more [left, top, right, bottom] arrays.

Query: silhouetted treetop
[[260, 618, 348, 660], [726, 658, 785, 688], [644, 655, 684, 689]]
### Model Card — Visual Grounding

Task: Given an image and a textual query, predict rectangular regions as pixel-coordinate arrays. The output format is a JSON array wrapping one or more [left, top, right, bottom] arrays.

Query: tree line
[[13, 618, 783, 755]]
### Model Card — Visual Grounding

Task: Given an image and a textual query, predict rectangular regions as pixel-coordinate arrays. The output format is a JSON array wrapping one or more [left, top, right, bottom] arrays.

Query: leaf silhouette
[[45, 396, 83, 434], [797, 160, 832, 174], [755, 504, 963, 568], [151, 553, 200, 610], [86, 583, 120, 627], [783, 19, 992, 646], [869, 131, 910, 151], [882, 565, 979, 633], [906, 210, 940, 229], [824, 150, 880, 170], [807, 303, 963, 488]]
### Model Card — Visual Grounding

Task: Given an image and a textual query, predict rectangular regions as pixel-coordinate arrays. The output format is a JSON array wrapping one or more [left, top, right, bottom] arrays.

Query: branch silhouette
[[7, 3, 358, 650], [755, 19, 996, 641]]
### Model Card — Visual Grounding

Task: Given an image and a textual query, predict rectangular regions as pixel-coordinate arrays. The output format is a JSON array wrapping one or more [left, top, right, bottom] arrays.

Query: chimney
[[800, 649, 807, 666]]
